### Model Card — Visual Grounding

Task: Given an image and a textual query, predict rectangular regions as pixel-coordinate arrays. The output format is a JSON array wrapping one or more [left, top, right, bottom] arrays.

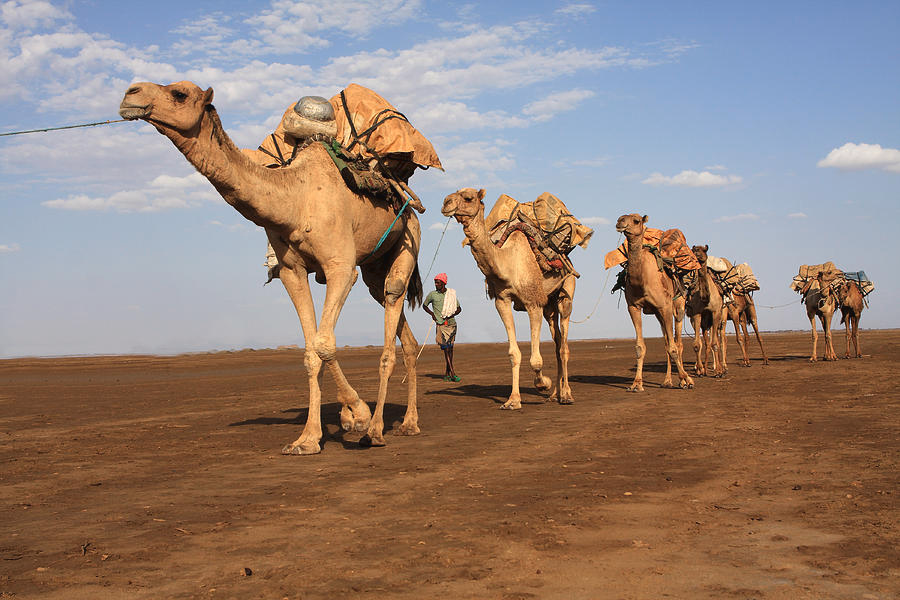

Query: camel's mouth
[[118, 103, 151, 120], [615, 224, 626, 233]]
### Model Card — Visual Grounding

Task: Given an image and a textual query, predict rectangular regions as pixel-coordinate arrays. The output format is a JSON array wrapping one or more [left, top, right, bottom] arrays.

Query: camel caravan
[[791, 263, 874, 361], [118, 80, 876, 455]]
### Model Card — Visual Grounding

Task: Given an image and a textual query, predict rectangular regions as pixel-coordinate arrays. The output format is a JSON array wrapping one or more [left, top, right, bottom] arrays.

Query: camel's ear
[[477, 189, 486, 201], [203, 87, 214, 105], [641, 215, 648, 224], [703, 244, 709, 252]]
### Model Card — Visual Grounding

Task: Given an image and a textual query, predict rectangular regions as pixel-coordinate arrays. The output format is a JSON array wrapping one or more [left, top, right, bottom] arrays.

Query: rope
[[757, 300, 799, 309], [422, 216, 453, 281], [571, 232, 622, 324], [0, 119, 128, 137]]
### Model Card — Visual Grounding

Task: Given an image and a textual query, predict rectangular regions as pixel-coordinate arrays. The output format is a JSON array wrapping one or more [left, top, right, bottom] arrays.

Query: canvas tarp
[[247, 84, 442, 179], [720, 262, 760, 294], [604, 228, 701, 272], [790, 261, 842, 293], [470, 192, 593, 275]]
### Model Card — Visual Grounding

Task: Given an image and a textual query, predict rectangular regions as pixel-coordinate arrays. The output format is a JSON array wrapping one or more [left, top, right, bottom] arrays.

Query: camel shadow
[[429, 383, 547, 405], [229, 402, 412, 451], [569, 374, 634, 388]]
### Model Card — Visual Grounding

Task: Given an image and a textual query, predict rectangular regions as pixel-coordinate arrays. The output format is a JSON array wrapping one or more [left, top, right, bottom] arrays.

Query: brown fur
[[120, 80, 424, 455], [614, 214, 694, 391], [836, 280, 865, 358], [442, 188, 577, 408], [685, 245, 726, 377], [805, 271, 839, 361], [723, 292, 769, 367]]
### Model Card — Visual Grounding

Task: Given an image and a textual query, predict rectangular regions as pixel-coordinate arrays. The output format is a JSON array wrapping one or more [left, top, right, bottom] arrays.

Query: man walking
[[423, 273, 462, 381]]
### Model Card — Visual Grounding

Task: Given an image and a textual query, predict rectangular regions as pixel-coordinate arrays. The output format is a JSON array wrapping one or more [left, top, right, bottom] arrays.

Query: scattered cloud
[[428, 220, 460, 231], [787, 212, 807, 219], [714, 213, 759, 223], [522, 89, 595, 122], [580, 216, 610, 226], [642, 170, 743, 187], [555, 4, 597, 18], [704, 164, 727, 171], [0, 242, 21, 254], [41, 172, 217, 212], [817, 142, 900, 173], [568, 155, 610, 168]]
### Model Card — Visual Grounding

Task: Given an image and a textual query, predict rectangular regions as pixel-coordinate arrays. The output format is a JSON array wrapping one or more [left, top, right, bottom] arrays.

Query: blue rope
[[365, 197, 411, 261]]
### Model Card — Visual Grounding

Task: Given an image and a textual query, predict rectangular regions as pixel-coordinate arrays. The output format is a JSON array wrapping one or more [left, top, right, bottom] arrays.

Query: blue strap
[[365, 197, 411, 262]]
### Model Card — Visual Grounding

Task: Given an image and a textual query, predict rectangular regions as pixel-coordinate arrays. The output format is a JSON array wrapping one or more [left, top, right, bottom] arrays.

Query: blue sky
[[1, 0, 898, 358]]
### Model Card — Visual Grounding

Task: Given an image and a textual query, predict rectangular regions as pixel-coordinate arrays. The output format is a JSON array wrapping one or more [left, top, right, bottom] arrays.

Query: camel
[[614, 214, 694, 391], [723, 292, 769, 367], [119, 80, 424, 455], [685, 245, 726, 377], [835, 279, 865, 358], [802, 271, 838, 362], [441, 188, 576, 409]]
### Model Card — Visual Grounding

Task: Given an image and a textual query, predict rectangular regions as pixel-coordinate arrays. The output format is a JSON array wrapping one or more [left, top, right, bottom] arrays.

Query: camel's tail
[[407, 262, 423, 309]]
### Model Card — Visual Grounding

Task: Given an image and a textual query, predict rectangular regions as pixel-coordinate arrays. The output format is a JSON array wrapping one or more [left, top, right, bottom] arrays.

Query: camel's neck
[[459, 212, 500, 276], [698, 263, 711, 300], [624, 231, 647, 287], [156, 108, 296, 227]]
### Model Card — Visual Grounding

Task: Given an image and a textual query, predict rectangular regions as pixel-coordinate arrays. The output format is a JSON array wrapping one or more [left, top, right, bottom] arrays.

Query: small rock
[[241, 567, 252, 577]]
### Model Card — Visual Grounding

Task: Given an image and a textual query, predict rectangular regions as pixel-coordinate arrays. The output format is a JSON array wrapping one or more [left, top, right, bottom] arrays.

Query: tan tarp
[[248, 84, 442, 176], [721, 262, 760, 293], [472, 192, 593, 253], [604, 228, 701, 271], [790, 261, 842, 293], [330, 83, 442, 172]]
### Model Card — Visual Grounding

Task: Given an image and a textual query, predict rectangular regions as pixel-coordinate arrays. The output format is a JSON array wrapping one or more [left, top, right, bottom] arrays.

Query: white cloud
[[787, 212, 807, 219], [411, 101, 528, 134], [522, 89, 595, 122], [428, 220, 459, 231], [0, 242, 21, 254], [556, 4, 597, 18], [704, 164, 727, 171], [568, 155, 610, 168], [714, 213, 759, 223], [1, 0, 71, 30], [817, 142, 900, 173], [642, 170, 743, 187], [41, 172, 217, 213], [580, 216, 610, 226]]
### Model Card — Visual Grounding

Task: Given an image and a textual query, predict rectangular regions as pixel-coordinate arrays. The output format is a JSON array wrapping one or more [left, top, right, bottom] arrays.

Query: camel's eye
[[171, 90, 188, 102]]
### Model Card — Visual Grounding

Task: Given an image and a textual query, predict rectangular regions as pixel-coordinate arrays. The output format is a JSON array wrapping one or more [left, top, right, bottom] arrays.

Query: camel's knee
[[634, 344, 645, 359], [508, 347, 522, 367], [314, 332, 337, 362], [384, 276, 406, 305], [529, 354, 543, 373], [379, 347, 397, 374], [303, 349, 323, 373]]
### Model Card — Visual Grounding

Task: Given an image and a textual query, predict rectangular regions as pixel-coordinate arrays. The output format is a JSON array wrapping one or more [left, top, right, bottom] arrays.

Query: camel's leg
[[527, 306, 551, 393], [316, 266, 372, 431], [394, 314, 420, 435], [745, 302, 768, 364], [738, 314, 751, 366], [627, 305, 646, 392], [495, 299, 523, 409], [556, 278, 575, 404], [851, 314, 862, 358], [821, 311, 837, 361], [690, 313, 705, 377], [544, 306, 562, 403], [711, 307, 725, 377], [277, 267, 327, 456], [730, 308, 749, 367], [672, 297, 687, 383], [656, 305, 693, 389], [809, 314, 819, 362]]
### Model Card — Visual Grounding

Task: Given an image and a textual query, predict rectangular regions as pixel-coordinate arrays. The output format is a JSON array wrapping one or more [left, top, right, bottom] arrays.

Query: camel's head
[[441, 188, 485, 221], [615, 213, 647, 237], [119, 81, 214, 133], [692, 244, 710, 265]]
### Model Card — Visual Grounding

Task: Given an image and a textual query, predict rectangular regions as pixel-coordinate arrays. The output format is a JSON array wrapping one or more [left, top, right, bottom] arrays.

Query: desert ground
[[1, 329, 898, 600]]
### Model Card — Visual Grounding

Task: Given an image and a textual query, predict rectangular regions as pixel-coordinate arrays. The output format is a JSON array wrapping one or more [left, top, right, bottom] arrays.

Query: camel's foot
[[501, 396, 523, 410], [680, 376, 694, 389], [661, 377, 675, 388], [534, 375, 552, 392], [627, 381, 644, 392], [340, 401, 372, 433], [855, 354, 863, 359], [394, 421, 421, 436], [359, 429, 386, 447], [558, 394, 574, 405], [281, 440, 322, 456], [741, 361, 751, 367], [808, 357, 817, 363]]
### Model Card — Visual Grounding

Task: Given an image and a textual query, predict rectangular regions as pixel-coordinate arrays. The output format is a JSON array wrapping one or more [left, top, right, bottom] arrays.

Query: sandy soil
[[1, 330, 898, 600]]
